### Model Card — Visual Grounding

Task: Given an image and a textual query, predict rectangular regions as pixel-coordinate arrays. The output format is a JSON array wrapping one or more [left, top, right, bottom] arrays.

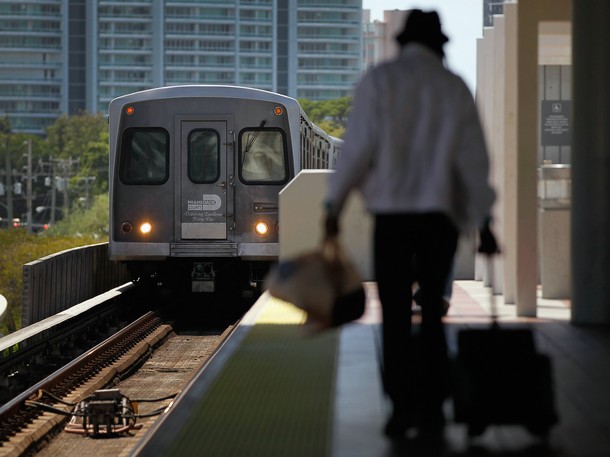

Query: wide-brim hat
[[395, 9, 449, 46]]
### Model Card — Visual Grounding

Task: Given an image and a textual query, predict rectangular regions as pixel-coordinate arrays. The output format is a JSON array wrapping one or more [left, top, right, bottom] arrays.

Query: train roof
[[109, 85, 300, 109]]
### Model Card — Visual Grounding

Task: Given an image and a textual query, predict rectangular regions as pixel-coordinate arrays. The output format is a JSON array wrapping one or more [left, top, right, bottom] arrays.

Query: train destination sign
[[541, 100, 571, 146]]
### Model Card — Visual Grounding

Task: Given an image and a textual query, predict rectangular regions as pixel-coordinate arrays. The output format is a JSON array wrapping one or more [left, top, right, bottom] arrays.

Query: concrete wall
[[278, 170, 373, 280], [22, 243, 130, 327], [279, 170, 477, 283]]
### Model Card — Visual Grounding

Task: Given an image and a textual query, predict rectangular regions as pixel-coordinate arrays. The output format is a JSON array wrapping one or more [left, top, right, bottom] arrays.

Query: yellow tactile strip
[[255, 297, 309, 325], [163, 298, 339, 457]]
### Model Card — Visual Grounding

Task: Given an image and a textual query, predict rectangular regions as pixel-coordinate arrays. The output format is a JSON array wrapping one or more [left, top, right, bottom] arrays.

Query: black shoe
[[412, 289, 450, 316], [412, 288, 422, 309], [419, 408, 446, 440], [442, 298, 450, 316], [384, 409, 416, 439], [417, 423, 446, 443]]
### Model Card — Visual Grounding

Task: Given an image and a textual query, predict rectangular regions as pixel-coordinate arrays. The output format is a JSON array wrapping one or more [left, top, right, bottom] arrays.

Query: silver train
[[108, 85, 342, 296]]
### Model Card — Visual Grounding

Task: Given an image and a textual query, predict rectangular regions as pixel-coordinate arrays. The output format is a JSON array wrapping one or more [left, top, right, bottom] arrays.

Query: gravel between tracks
[[34, 331, 228, 457]]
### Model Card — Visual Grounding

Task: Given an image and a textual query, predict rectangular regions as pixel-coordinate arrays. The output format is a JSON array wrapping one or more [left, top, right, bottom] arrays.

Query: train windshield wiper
[[243, 119, 268, 155]]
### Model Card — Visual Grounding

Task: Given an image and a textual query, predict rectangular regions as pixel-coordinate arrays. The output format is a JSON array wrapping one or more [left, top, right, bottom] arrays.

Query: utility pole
[[62, 159, 69, 217], [79, 176, 96, 208], [25, 139, 32, 234], [4, 136, 12, 222], [50, 158, 56, 224], [50, 156, 79, 220]]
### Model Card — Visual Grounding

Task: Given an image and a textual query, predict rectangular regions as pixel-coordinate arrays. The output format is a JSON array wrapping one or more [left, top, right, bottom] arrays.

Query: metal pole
[[50, 158, 56, 224], [26, 140, 32, 234], [4, 136, 12, 222], [62, 159, 69, 218]]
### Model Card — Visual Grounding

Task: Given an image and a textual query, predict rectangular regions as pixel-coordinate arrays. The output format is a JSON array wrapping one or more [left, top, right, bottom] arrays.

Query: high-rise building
[[0, 1, 67, 134], [0, 0, 362, 134], [296, 0, 362, 100], [483, 0, 505, 27], [363, 9, 408, 70]]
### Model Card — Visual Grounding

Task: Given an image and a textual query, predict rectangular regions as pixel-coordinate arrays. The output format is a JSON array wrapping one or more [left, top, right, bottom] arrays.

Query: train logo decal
[[187, 194, 222, 211]]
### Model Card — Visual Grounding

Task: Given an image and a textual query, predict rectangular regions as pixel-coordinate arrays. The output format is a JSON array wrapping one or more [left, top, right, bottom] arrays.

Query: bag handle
[[486, 253, 500, 327], [321, 236, 345, 293]]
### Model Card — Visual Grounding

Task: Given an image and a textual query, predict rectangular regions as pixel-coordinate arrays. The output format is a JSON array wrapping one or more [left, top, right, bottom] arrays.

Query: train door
[[179, 119, 233, 241]]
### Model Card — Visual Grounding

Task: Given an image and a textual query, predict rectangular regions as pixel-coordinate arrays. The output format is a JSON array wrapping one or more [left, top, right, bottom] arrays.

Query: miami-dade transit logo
[[187, 194, 221, 211]]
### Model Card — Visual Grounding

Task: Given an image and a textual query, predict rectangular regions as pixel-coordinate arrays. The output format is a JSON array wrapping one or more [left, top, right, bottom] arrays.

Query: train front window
[[120, 128, 169, 185], [239, 129, 287, 183], [188, 129, 220, 183]]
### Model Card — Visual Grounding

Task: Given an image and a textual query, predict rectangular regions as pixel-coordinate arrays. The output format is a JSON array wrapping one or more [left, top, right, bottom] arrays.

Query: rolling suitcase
[[452, 255, 559, 438]]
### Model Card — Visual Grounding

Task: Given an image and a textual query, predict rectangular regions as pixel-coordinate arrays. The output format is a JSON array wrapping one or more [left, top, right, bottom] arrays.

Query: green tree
[[42, 193, 109, 240], [0, 116, 10, 134], [0, 229, 98, 335], [297, 97, 351, 139], [46, 112, 107, 158], [46, 112, 109, 192], [72, 128, 110, 205], [0, 113, 110, 336], [317, 120, 345, 138], [1, 118, 43, 226], [319, 97, 351, 128], [298, 99, 326, 123]]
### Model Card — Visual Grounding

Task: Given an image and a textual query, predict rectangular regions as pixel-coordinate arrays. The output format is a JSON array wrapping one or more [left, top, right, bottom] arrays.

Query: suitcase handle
[[486, 254, 500, 326]]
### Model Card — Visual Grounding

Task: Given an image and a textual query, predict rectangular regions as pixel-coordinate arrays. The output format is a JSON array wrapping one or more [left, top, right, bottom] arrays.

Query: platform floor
[[130, 280, 610, 457]]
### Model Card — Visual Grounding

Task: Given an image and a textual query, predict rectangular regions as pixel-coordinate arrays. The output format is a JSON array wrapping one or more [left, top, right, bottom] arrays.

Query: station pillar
[[571, 0, 610, 324]]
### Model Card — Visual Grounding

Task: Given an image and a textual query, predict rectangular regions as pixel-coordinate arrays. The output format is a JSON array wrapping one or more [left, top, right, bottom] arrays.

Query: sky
[[362, 0, 484, 94]]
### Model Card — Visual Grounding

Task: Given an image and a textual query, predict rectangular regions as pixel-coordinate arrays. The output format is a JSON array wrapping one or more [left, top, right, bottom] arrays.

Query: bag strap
[[321, 236, 345, 293], [486, 253, 500, 328], [373, 324, 389, 401]]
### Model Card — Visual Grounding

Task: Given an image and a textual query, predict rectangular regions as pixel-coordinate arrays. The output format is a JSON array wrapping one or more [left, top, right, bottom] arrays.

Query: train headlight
[[139, 222, 153, 235], [120, 222, 133, 234], [254, 221, 269, 236]]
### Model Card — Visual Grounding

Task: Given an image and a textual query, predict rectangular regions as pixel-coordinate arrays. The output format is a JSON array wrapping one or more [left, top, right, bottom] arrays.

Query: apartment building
[[0, 0, 362, 134], [362, 9, 407, 70], [0, 1, 67, 134]]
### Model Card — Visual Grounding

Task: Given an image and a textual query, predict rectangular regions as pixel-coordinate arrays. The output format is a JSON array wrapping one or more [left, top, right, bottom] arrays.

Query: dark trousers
[[374, 213, 458, 421]]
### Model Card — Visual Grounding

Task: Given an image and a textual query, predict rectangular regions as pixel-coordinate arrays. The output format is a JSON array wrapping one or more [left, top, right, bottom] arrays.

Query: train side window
[[119, 128, 169, 185], [239, 128, 287, 183], [188, 129, 219, 183]]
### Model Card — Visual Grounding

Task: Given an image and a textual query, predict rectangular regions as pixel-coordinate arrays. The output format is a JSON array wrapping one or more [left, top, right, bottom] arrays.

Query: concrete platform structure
[[477, 1, 610, 326], [129, 281, 610, 457]]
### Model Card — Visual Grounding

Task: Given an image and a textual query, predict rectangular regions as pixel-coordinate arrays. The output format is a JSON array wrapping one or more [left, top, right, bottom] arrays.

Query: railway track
[[0, 285, 248, 457], [0, 284, 143, 406]]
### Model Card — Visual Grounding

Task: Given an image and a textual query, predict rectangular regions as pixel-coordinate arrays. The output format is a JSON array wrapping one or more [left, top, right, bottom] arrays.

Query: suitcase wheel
[[526, 423, 551, 439], [467, 423, 487, 438]]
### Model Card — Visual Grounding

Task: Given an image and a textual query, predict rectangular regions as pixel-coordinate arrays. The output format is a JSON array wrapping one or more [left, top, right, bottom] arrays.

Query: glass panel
[[189, 129, 220, 183], [240, 129, 286, 183], [120, 128, 169, 185]]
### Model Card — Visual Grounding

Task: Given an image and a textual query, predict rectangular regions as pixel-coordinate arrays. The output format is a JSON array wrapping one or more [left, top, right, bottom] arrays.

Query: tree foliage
[[46, 112, 107, 159], [0, 229, 98, 335], [41, 193, 109, 240], [0, 113, 109, 336], [0, 121, 44, 182], [0, 116, 11, 134], [298, 97, 351, 139], [46, 112, 109, 194]]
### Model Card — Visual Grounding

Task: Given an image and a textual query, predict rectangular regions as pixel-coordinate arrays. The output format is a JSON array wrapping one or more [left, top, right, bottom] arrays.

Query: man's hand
[[478, 220, 500, 254], [325, 213, 339, 240]]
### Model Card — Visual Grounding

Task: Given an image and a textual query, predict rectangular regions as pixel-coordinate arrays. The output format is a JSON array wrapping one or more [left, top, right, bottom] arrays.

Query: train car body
[[108, 85, 341, 295]]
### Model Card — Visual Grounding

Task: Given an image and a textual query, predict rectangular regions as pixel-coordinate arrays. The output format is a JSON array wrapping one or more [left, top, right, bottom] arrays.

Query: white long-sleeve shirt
[[326, 44, 496, 231]]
